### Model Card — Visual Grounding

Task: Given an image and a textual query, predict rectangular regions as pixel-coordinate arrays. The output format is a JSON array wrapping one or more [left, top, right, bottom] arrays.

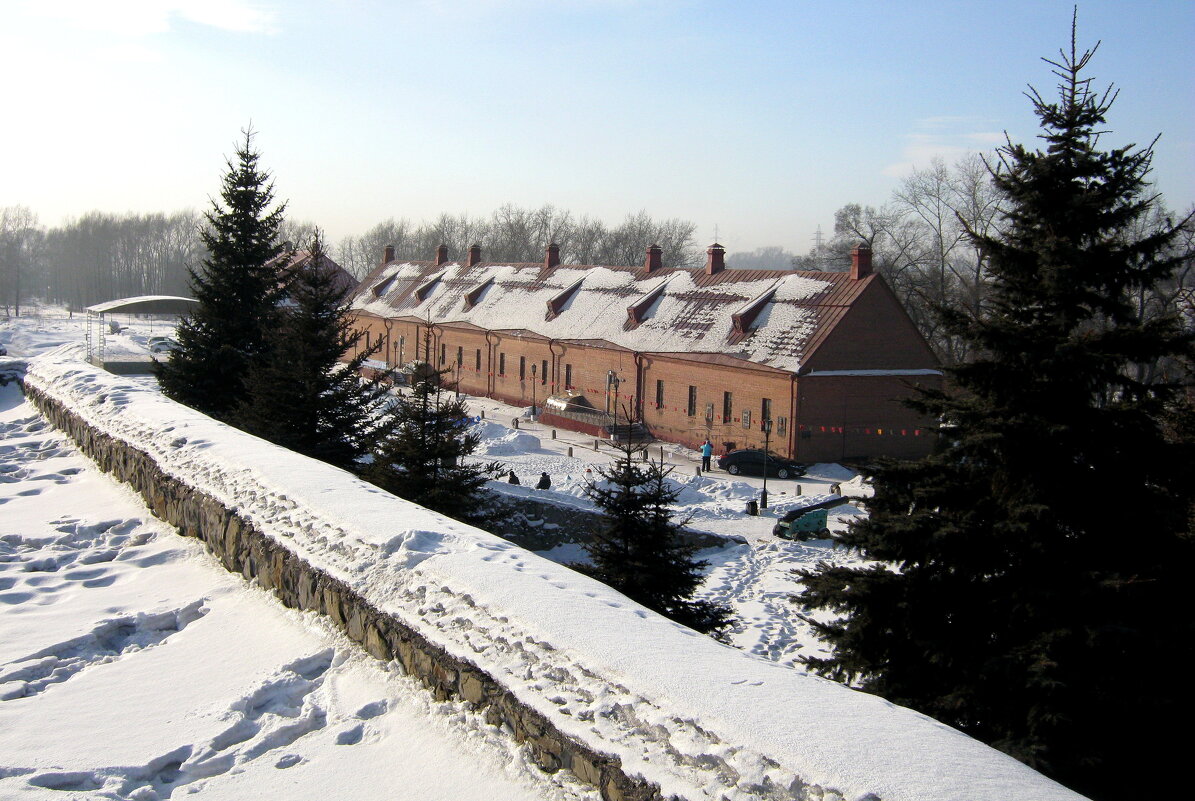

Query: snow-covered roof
[[86, 295, 198, 315], [267, 249, 359, 298], [350, 259, 876, 373]]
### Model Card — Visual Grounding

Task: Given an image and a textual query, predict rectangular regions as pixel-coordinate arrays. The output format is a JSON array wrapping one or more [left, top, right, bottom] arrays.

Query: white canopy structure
[[85, 295, 197, 373]]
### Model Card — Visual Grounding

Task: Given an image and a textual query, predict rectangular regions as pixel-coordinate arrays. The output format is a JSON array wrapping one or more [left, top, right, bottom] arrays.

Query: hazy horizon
[[3, 0, 1192, 254]]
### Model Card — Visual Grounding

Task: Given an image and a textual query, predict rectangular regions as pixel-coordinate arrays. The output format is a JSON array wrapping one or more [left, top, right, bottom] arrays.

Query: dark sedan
[[716, 449, 806, 479]]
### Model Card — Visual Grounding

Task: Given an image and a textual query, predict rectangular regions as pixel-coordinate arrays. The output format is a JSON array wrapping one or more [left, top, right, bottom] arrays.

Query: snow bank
[[19, 353, 1084, 801], [473, 420, 543, 455]]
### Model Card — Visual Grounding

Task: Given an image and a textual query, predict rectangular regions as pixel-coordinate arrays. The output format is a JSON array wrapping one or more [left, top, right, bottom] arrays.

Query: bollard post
[[513, 418, 519, 429], [795, 484, 802, 496], [551, 429, 557, 440], [480, 410, 485, 419], [695, 466, 701, 477], [567, 446, 573, 457], [594, 439, 600, 451]]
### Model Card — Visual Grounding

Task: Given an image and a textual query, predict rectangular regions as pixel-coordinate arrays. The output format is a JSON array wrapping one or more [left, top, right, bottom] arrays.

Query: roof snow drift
[[351, 258, 874, 372]]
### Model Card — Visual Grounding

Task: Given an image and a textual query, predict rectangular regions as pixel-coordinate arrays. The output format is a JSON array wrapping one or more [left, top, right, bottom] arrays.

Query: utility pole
[[761, 417, 773, 509]]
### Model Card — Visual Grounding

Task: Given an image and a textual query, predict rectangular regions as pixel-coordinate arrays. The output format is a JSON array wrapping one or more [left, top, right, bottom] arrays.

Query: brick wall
[[554, 342, 636, 415], [349, 305, 940, 463], [639, 354, 795, 457], [795, 374, 941, 462], [803, 280, 938, 373], [430, 326, 491, 397], [487, 332, 555, 408]]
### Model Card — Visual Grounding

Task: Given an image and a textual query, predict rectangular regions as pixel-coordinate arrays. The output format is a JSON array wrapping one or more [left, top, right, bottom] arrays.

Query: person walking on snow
[[536, 472, 551, 490], [701, 439, 713, 472]]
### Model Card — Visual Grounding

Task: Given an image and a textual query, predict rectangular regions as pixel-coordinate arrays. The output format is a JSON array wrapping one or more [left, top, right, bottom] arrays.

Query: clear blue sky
[[3, 0, 1192, 255]]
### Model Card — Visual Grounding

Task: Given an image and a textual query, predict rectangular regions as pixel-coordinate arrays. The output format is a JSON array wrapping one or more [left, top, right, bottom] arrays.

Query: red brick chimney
[[467, 244, 482, 267], [644, 243, 663, 273], [383, 244, 395, 264], [545, 243, 560, 269], [850, 244, 873, 280], [705, 243, 726, 276], [434, 244, 449, 266]]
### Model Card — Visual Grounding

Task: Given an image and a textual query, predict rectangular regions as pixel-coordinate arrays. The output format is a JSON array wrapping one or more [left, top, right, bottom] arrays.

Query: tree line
[[335, 206, 699, 277], [9, 165, 1187, 376], [0, 203, 699, 316], [805, 154, 1194, 367]]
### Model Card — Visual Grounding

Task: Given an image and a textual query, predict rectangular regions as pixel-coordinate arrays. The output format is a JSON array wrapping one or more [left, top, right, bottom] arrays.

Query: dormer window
[[625, 280, 668, 328], [463, 277, 494, 311], [545, 277, 584, 321], [371, 275, 397, 297], [414, 272, 443, 302], [731, 286, 778, 334]]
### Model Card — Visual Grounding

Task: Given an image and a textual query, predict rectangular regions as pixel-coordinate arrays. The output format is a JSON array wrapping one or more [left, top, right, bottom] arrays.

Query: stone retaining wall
[[20, 380, 667, 801]]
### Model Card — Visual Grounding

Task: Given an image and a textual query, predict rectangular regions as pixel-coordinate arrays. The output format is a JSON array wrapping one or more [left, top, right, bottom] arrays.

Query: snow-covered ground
[[467, 414, 871, 668], [0, 333, 598, 798], [2, 308, 872, 672], [0, 309, 1082, 801]]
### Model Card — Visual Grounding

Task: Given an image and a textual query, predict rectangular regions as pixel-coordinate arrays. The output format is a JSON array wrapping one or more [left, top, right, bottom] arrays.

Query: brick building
[[267, 247, 358, 301], [347, 242, 941, 462]]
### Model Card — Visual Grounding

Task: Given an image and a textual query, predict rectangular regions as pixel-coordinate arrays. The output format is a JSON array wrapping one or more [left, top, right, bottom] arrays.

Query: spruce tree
[[234, 231, 395, 471], [797, 25, 1194, 799], [156, 128, 287, 420], [578, 429, 732, 637], [363, 356, 502, 523]]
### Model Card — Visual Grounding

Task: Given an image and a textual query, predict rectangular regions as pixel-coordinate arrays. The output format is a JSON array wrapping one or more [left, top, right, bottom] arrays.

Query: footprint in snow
[[0, 600, 209, 700], [354, 700, 388, 719], [335, 723, 364, 745]]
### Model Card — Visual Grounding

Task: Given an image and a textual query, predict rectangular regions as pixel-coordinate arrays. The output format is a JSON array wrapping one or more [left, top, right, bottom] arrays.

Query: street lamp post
[[530, 363, 537, 417], [761, 418, 773, 509]]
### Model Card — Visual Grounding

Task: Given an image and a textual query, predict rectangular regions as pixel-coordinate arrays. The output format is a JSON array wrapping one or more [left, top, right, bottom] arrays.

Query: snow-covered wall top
[[351, 261, 846, 372], [21, 351, 1083, 801]]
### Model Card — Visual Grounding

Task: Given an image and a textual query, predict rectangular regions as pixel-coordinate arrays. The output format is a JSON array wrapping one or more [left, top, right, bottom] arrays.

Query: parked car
[[716, 449, 806, 479], [148, 337, 180, 354]]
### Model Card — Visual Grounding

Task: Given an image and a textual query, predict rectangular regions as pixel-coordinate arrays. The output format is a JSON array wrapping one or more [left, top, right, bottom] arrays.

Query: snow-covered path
[[0, 383, 596, 800], [460, 405, 874, 669]]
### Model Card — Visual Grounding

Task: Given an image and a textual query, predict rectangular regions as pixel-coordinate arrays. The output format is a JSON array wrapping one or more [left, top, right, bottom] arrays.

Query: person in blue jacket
[[701, 439, 713, 471]]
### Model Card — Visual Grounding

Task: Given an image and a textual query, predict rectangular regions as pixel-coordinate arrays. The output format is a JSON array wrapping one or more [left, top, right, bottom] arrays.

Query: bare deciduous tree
[[335, 205, 699, 276], [0, 206, 42, 317]]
